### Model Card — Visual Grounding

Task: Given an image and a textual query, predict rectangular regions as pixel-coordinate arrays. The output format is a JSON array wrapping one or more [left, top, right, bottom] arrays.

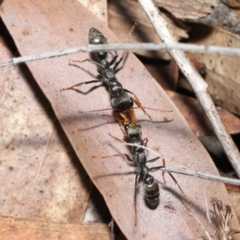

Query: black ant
[[61, 25, 154, 121], [107, 112, 184, 225], [101, 132, 162, 226]]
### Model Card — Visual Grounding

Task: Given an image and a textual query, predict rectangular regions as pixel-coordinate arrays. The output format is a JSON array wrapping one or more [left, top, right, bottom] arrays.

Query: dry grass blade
[[212, 199, 240, 240]]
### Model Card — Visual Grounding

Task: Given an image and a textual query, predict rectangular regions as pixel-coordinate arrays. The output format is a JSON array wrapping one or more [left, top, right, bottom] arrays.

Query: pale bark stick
[[123, 142, 240, 186], [2, 43, 240, 68], [138, 0, 240, 178]]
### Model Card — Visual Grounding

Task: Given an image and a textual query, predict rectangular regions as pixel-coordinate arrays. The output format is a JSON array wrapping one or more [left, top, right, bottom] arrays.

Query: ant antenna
[[114, 23, 138, 72], [127, 23, 138, 43]]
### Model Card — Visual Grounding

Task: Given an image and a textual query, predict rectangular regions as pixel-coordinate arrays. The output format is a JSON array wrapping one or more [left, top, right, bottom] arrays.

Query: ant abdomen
[[111, 92, 134, 111], [144, 175, 160, 208]]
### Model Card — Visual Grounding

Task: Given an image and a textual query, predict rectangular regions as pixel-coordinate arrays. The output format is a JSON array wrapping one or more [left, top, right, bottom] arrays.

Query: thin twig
[[160, 167, 240, 186], [138, 0, 240, 178], [119, 141, 240, 186], [2, 43, 240, 68]]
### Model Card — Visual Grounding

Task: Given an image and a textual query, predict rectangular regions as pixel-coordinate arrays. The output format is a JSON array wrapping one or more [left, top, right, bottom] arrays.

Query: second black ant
[[103, 112, 184, 225]]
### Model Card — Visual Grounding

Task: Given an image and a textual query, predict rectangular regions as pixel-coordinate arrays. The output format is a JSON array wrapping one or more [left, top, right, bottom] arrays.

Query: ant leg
[[124, 154, 135, 164], [109, 134, 125, 144], [112, 23, 137, 72], [124, 89, 152, 120], [134, 173, 140, 226], [114, 111, 128, 125], [60, 80, 101, 91], [150, 159, 186, 197], [112, 54, 125, 71], [124, 109, 138, 125], [103, 113, 124, 124], [147, 156, 161, 163], [102, 113, 126, 136], [78, 107, 115, 113], [70, 58, 105, 69], [166, 171, 185, 196], [92, 154, 123, 159], [142, 138, 149, 146], [109, 51, 118, 66]]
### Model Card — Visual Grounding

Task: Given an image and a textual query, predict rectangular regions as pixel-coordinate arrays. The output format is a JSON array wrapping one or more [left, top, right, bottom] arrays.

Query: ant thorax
[[98, 59, 110, 69], [130, 137, 145, 155], [102, 69, 116, 82]]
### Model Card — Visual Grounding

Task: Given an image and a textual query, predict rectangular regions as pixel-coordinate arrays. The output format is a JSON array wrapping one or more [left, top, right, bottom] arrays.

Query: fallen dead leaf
[[0, 1, 239, 239], [0, 62, 91, 223], [222, 0, 240, 7], [0, 217, 111, 240], [108, 0, 189, 60], [141, 59, 179, 91], [155, 0, 216, 19], [167, 91, 240, 138], [187, 24, 240, 116]]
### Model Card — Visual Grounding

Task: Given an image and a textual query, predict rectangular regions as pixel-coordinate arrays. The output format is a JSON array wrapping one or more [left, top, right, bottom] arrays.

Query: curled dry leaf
[[222, 0, 240, 7], [0, 36, 106, 239], [108, 0, 189, 60], [187, 24, 240, 116], [154, 0, 216, 19], [198, 3, 240, 34], [0, 0, 239, 239], [167, 91, 240, 138]]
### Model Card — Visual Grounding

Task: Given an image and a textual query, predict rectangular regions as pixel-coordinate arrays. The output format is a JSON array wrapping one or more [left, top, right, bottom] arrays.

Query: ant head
[[124, 123, 142, 139], [89, 28, 107, 45], [89, 28, 108, 61]]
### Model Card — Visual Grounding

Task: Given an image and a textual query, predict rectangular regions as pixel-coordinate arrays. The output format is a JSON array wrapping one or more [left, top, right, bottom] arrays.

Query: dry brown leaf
[[0, 217, 111, 240], [187, 24, 240, 116], [0, 1, 239, 239], [228, 191, 240, 223], [168, 91, 240, 138], [198, 3, 240, 34], [155, 0, 216, 19], [142, 59, 179, 91], [222, 0, 240, 7], [108, 0, 188, 60], [0, 39, 92, 222]]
